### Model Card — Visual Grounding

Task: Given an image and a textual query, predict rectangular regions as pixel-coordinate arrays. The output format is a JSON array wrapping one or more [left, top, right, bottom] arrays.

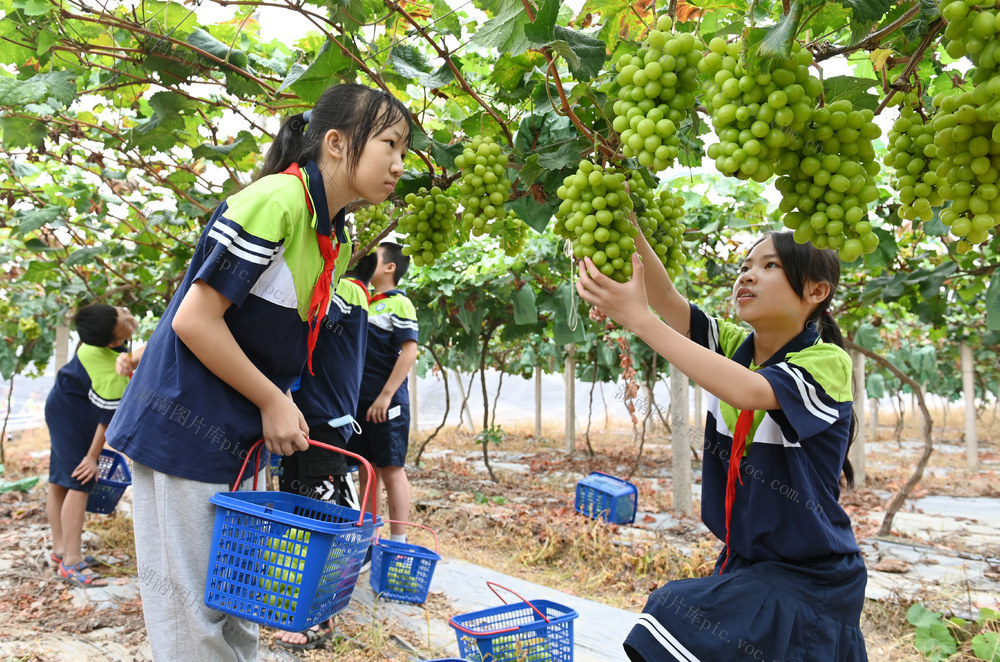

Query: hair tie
[[302, 110, 312, 124]]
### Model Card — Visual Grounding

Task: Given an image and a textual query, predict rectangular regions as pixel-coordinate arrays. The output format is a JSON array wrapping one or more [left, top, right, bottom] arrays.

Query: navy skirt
[[624, 550, 868, 662]]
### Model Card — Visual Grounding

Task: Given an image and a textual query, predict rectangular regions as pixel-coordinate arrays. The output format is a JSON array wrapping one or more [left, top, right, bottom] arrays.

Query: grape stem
[[873, 18, 944, 116], [521, 0, 614, 159], [810, 3, 922, 62]]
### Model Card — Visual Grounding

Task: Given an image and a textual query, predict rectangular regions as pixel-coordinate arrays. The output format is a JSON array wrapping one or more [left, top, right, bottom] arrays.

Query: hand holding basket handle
[[235, 438, 378, 526]]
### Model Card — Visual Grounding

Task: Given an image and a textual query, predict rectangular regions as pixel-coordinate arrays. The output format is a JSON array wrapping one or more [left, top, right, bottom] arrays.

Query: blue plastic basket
[[369, 523, 440, 604], [574, 471, 637, 524], [205, 439, 382, 631], [268, 451, 283, 476], [85, 449, 132, 514], [449, 583, 578, 662]]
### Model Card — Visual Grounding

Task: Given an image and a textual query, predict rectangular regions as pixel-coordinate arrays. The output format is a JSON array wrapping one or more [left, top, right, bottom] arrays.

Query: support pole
[[534, 366, 542, 440], [962, 343, 978, 472], [850, 351, 867, 487], [670, 367, 692, 515], [564, 345, 576, 454]]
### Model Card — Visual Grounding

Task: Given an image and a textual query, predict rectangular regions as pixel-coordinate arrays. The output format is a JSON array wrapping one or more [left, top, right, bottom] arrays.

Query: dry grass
[[2, 402, 998, 661]]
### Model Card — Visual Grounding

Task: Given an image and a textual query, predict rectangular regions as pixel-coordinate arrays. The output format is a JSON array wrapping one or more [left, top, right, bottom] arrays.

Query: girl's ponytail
[[259, 113, 310, 178]]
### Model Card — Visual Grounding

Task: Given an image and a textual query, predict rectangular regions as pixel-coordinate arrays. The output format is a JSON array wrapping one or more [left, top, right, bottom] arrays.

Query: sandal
[[59, 560, 107, 587], [274, 623, 332, 651], [51, 552, 100, 569]]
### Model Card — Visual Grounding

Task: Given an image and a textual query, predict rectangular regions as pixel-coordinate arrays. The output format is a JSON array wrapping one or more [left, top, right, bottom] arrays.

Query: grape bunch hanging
[[489, 210, 530, 258], [932, 0, 1000, 252], [351, 201, 393, 254], [454, 135, 511, 238], [610, 15, 703, 172], [554, 160, 638, 282], [397, 186, 458, 268], [884, 94, 943, 223], [700, 38, 823, 183], [627, 172, 687, 279], [774, 100, 882, 262]]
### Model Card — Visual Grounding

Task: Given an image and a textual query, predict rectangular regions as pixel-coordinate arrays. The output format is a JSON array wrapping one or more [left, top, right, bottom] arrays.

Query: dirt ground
[[1, 410, 998, 661]]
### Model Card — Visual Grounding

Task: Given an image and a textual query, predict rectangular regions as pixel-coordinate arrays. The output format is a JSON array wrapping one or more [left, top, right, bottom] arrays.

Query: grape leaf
[[751, 1, 803, 60], [512, 286, 538, 324], [972, 633, 1000, 662], [508, 195, 558, 233], [547, 26, 607, 82], [0, 70, 77, 109], [987, 270, 1000, 331], [523, 0, 559, 43], [471, 1, 531, 56], [833, 0, 893, 23], [823, 75, 879, 110]]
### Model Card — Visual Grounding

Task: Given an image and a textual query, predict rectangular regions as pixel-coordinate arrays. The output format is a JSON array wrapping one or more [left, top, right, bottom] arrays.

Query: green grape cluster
[[397, 186, 458, 268], [700, 38, 823, 182], [884, 95, 943, 222], [774, 100, 882, 262], [455, 136, 511, 236], [610, 15, 703, 172], [260, 527, 310, 612], [351, 201, 392, 254], [626, 172, 687, 279], [932, 0, 1000, 252], [554, 160, 638, 282], [464, 634, 553, 662], [489, 209, 530, 257], [18, 317, 41, 341]]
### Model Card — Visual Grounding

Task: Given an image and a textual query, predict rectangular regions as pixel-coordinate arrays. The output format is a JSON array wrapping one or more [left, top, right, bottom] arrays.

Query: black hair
[[346, 251, 378, 285], [757, 230, 856, 490], [74, 304, 118, 347], [379, 241, 410, 284], [259, 83, 412, 179]]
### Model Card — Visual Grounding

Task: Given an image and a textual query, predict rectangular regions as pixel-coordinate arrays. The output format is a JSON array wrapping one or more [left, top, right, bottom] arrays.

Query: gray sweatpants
[[131, 461, 264, 662]]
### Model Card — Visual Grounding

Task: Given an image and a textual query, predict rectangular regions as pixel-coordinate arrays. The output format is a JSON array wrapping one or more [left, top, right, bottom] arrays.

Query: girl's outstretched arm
[[172, 280, 310, 456], [577, 253, 779, 412], [633, 228, 692, 335]]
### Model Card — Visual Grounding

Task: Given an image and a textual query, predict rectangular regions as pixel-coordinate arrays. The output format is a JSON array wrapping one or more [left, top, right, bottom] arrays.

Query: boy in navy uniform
[[274, 250, 377, 651], [46, 303, 137, 586], [348, 241, 418, 545]]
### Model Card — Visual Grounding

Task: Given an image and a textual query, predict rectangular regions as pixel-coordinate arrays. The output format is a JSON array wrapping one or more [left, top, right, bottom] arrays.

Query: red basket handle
[[374, 520, 439, 554], [233, 438, 378, 527], [448, 581, 550, 637]]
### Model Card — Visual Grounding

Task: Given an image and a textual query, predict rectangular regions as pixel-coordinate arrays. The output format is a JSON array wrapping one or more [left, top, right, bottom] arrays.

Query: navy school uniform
[[286, 276, 370, 482], [357, 289, 419, 407], [624, 304, 868, 662], [46, 344, 130, 491], [346, 289, 418, 467], [106, 161, 350, 483]]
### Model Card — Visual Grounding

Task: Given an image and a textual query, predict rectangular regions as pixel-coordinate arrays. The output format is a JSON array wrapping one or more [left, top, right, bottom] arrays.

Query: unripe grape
[[397, 186, 458, 267]]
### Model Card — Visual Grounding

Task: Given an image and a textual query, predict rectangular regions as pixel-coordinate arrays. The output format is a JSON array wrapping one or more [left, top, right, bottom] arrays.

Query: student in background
[[46, 303, 137, 586], [348, 241, 418, 547], [274, 249, 377, 651]]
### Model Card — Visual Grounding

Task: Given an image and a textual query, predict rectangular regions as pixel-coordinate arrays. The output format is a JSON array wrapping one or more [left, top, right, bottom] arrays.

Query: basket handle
[[375, 520, 439, 553], [234, 439, 378, 527], [589, 470, 630, 485], [447, 581, 551, 637]]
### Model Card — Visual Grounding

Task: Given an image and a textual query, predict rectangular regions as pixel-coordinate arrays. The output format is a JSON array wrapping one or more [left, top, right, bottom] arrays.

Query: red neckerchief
[[281, 163, 339, 375], [368, 291, 392, 305], [721, 408, 755, 574], [345, 277, 369, 302]]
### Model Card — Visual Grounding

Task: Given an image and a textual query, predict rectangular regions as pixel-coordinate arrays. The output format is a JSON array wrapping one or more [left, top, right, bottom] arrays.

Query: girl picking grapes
[[577, 230, 867, 661]]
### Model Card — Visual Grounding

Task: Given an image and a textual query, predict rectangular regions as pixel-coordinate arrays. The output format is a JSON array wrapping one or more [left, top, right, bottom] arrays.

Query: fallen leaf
[[872, 558, 911, 573]]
